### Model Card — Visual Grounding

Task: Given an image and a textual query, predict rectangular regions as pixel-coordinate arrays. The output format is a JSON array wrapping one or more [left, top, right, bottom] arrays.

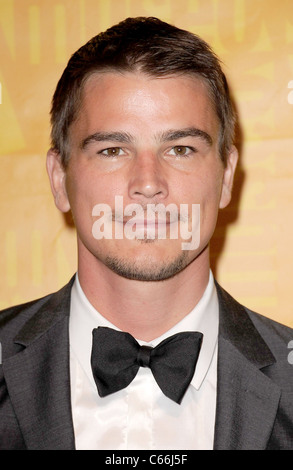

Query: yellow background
[[0, 0, 293, 327]]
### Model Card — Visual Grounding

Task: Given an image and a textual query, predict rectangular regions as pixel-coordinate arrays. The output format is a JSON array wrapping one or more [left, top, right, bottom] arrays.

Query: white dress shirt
[[69, 270, 219, 450]]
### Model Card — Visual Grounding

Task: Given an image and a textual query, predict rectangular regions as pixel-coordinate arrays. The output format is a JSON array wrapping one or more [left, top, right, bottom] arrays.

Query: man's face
[[48, 72, 237, 281]]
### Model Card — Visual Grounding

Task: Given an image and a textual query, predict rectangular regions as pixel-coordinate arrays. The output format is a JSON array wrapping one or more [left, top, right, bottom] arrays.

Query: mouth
[[118, 215, 179, 241], [113, 212, 179, 225], [123, 219, 173, 227], [92, 201, 199, 249]]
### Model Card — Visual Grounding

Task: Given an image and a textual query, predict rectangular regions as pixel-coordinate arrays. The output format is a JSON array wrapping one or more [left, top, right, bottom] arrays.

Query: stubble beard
[[104, 247, 190, 282]]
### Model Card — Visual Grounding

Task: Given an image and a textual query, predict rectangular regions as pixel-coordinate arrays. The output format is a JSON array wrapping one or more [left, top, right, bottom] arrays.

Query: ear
[[46, 149, 71, 213], [219, 145, 239, 209]]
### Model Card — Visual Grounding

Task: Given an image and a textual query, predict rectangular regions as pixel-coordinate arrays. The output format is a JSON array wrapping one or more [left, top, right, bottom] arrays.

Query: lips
[[124, 219, 172, 226]]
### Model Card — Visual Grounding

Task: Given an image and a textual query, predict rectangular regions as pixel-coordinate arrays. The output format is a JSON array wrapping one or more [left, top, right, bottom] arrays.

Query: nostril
[[130, 181, 168, 200], [133, 188, 164, 199]]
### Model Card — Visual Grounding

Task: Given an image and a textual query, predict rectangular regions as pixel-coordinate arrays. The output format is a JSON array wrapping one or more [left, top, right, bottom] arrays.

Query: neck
[[77, 247, 210, 342]]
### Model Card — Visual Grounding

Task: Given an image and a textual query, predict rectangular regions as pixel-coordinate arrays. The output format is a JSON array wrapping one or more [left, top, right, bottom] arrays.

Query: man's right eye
[[98, 147, 125, 157]]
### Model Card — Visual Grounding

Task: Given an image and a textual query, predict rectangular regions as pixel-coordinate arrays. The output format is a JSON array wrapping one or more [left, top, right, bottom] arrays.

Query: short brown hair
[[50, 16, 236, 167]]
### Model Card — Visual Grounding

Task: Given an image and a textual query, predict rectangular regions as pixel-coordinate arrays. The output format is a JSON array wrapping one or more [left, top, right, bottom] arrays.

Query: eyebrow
[[80, 131, 133, 149], [158, 127, 213, 146], [80, 126, 213, 150]]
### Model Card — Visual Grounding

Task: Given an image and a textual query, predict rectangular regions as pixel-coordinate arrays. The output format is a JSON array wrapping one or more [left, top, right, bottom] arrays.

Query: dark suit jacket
[[0, 276, 293, 450]]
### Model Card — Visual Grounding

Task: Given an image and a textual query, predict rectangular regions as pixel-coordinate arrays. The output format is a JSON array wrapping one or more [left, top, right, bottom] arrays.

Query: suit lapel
[[213, 283, 281, 450], [2, 280, 75, 450]]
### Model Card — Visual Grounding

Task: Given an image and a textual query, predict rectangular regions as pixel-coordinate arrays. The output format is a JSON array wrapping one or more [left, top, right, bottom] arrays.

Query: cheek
[[181, 170, 222, 205], [64, 166, 95, 225], [65, 165, 125, 223], [186, 171, 223, 229]]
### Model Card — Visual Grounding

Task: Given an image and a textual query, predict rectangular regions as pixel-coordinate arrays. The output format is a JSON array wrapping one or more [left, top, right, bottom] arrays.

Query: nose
[[128, 151, 169, 202]]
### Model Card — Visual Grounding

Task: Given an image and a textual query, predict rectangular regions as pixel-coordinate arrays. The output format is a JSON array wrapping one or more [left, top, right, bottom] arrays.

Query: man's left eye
[[168, 146, 193, 156]]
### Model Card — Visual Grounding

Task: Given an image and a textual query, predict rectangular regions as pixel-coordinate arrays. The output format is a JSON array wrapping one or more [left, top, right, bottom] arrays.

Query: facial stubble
[[104, 240, 190, 281]]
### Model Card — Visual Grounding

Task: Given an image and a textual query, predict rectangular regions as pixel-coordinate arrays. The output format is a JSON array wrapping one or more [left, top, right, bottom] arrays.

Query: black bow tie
[[91, 327, 203, 404]]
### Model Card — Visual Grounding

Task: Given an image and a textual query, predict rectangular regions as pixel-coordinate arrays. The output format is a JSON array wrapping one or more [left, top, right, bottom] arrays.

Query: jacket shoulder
[[0, 277, 75, 359], [216, 281, 293, 369], [247, 306, 293, 343], [246, 308, 293, 366], [0, 295, 53, 357], [216, 280, 293, 344]]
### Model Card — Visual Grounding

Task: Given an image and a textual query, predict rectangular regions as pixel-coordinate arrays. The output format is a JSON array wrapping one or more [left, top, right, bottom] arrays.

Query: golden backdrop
[[0, 0, 293, 327]]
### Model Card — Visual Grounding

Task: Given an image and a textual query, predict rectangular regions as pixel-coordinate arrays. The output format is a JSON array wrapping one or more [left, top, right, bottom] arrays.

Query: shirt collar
[[69, 270, 219, 392]]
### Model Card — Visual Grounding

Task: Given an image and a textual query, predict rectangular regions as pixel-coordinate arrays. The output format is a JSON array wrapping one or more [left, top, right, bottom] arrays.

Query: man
[[0, 17, 292, 450]]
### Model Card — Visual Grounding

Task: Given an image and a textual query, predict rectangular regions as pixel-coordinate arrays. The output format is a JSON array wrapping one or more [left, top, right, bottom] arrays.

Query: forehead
[[83, 70, 214, 107], [73, 71, 219, 141]]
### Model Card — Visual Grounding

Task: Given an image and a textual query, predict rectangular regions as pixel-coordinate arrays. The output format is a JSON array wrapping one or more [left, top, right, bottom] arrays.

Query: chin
[[103, 249, 191, 282]]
